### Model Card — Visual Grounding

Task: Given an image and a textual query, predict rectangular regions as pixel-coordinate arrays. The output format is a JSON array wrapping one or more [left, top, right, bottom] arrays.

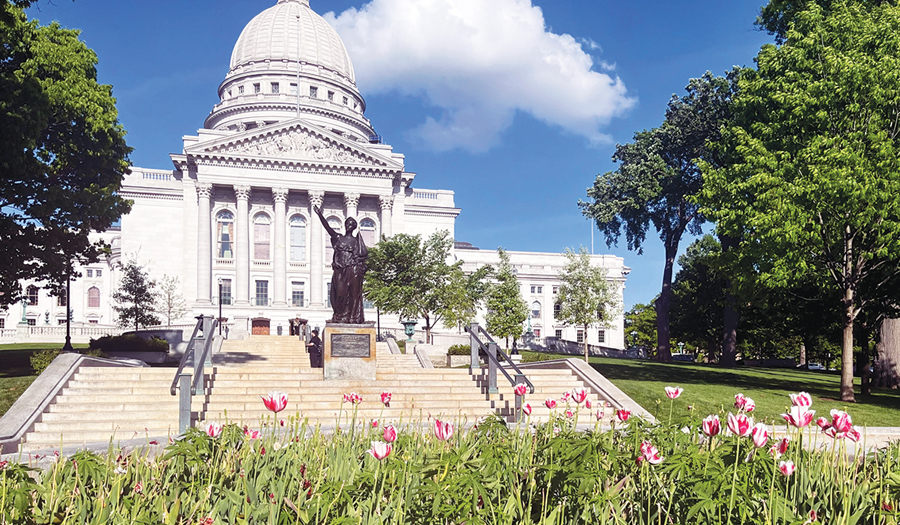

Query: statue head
[[345, 217, 357, 232]]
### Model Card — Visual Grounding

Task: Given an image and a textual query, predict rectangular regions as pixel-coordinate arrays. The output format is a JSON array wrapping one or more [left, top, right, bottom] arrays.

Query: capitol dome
[[205, 0, 375, 141]]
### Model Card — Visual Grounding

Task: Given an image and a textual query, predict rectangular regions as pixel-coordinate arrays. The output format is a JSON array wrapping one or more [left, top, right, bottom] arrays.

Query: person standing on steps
[[307, 328, 322, 368], [313, 205, 368, 324]]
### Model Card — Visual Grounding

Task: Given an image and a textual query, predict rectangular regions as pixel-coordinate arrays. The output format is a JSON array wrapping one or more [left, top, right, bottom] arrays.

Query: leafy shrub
[[30, 348, 61, 374], [447, 344, 470, 355], [521, 351, 561, 363], [395, 339, 406, 353], [89, 333, 169, 353]]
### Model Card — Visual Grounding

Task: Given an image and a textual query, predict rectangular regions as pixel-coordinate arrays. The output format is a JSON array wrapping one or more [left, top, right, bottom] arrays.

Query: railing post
[[487, 341, 498, 394], [178, 374, 191, 434], [469, 323, 480, 372]]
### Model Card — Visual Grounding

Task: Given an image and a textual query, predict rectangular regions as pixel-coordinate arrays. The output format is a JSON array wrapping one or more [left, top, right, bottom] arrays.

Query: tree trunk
[[873, 317, 900, 388], [720, 288, 739, 367], [656, 242, 678, 362], [840, 286, 856, 402], [799, 342, 807, 366]]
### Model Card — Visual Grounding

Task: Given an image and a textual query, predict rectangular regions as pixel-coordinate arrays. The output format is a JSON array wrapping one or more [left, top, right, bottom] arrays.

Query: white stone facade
[[0, 0, 629, 347]]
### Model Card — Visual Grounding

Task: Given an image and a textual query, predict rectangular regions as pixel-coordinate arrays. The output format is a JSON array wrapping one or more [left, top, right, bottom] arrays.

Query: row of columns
[[194, 182, 396, 307]]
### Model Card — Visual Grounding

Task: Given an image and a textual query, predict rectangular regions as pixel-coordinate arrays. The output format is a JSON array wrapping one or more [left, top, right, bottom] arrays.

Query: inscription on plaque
[[330, 333, 371, 358]]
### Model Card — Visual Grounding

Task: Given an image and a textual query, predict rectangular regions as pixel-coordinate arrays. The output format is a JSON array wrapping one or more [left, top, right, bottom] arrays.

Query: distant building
[[1, 0, 628, 347]]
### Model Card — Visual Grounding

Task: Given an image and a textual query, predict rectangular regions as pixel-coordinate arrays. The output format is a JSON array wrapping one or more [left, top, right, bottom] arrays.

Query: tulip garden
[[2, 388, 900, 524]]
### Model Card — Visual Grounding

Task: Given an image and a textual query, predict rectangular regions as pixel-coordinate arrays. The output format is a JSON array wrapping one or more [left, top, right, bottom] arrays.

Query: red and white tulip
[[571, 386, 588, 404], [523, 403, 532, 416], [261, 391, 288, 413], [434, 419, 454, 441], [778, 460, 795, 477], [383, 424, 397, 443], [204, 422, 222, 438], [726, 412, 752, 437], [664, 386, 683, 399], [638, 441, 664, 465], [830, 409, 852, 433], [616, 409, 631, 423], [750, 422, 769, 448], [367, 441, 392, 460], [544, 398, 557, 410], [702, 414, 721, 437], [380, 391, 392, 406], [782, 406, 815, 428], [790, 391, 812, 407], [514, 383, 528, 397]]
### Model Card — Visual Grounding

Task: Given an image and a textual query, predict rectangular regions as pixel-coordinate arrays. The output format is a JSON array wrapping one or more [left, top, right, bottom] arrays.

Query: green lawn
[[0, 343, 88, 418], [586, 356, 900, 427]]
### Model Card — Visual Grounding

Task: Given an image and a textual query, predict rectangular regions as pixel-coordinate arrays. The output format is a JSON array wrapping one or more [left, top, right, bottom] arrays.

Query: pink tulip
[[790, 391, 812, 407], [562, 391, 572, 403], [782, 406, 815, 428], [514, 383, 528, 396], [638, 441, 664, 465], [134, 481, 143, 494], [585, 398, 592, 409], [750, 422, 769, 448], [565, 409, 574, 419], [778, 460, 795, 477], [595, 408, 605, 421], [769, 437, 789, 457], [342, 393, 350, 403], [434, 419, 454, 441], [734, 393, 747, 410], [371, 420, 379, 428], [383, 424, 397, 443], [243, 427, 260, 439], [380, 392, 392, 406], [664, 386, 683, 399], [571, 386, 589, 404], [727, 412, 752, 437], [846, 426, 861, 443], [830, 409, 852, 433], [701, 415, 721, 437], [205, 422, 222, 438], [743, 398, 756, 412], [522, 403, 532, 416], [544, 398, 557, 409], [816, 416, 830, 430], [367, 441, 392, 460], [261, 391, 288, 413], [616, 409, 631, 422]]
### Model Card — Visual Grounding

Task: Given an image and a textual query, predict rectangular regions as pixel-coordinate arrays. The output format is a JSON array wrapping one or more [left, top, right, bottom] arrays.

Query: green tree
[[364, 231, 484, 343], [670, 235, 727, 361], [555, 247, 618, 363], [155, 275, 188, 327], [0, 2, 132, 305], [701, 1, 900, 401], [112, 259, 160, 331], [580, 71, 738, 362], [485, 249, 528, 349], [624, 302, 658, 352], [442, 265, 492, 332]]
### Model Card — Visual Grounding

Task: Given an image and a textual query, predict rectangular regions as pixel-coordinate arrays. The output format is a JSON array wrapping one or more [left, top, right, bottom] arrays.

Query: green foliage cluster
[[112, 259, 161, 331], [556, 247, 618, 361], [89, 334, 169, 354], [447, 344, 471, 356], [28, 348, 59, 375], [485, 249, 528, 347], [3, 398, 900, 524]]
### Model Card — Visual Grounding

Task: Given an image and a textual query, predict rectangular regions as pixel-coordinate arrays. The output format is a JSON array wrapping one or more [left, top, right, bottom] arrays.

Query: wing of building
[[2, 0, 629, 348]]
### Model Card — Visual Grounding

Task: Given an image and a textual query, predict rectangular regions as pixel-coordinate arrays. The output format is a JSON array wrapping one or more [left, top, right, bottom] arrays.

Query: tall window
[[534, 328, 541, 337], [531, 301, 541, 319], [219, 279, 232, 306], [87, 287, 100, 308], [553, 303, 561, 320], [0, 318, 4, 329], [271, 82, 279, 93], [253, 213, 271, 260], [217, 211, 235, 258], [326, 282, 332, 308], [291, 281, 305, 307], [309, 86, 318, 98], [598, 330, 606, 344], [255, 280, 268, 306], [57, 294, 66, 307], [325, 217, 342, 263], [360, 218, 376, 246], [555, 329, 562, 339], [290, 216, 307, 261], [530, 285, 542, 294], [577, 330, 584, 344], [26, 286, 38, 306]]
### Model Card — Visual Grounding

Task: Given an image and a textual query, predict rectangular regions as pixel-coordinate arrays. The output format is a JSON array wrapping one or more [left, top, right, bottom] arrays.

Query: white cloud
[[324, 0, 635, 152]]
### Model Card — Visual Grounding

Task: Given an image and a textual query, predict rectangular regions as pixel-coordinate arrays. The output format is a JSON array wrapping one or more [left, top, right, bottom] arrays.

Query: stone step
[[40, 410, 191, 422], [22, 430, 176, 450], [32, 420, 180, 433]]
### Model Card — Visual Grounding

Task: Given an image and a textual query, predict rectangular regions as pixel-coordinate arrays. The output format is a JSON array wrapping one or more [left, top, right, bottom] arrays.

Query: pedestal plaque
[[323, 322, 376, 381]]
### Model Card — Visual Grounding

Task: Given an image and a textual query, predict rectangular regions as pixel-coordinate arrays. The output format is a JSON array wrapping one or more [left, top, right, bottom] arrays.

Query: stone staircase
[[18, 336, 617, 453]]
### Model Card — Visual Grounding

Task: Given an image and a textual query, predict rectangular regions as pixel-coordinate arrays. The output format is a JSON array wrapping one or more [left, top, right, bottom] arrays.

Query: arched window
[[253, 213, 271, 260], [87, 287, 100, 308], [360, 217, 376, 246], [216, 211, 234, 258], [26, 285, 39, 306], [325, 216, 342, 263], [531, 301, 541, 319], [289, 215, 307, 261]]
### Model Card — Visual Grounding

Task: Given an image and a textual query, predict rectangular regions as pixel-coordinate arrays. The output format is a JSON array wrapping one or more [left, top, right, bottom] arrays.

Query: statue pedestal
[[323, 322, 376, 381]]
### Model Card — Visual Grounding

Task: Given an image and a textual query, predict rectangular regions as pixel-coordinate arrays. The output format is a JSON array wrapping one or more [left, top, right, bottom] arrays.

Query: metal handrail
[[170, 315, 218, 433], [169, 318, 202, 396], [466, 323, 534, 421], [469, 324, 535, 394]]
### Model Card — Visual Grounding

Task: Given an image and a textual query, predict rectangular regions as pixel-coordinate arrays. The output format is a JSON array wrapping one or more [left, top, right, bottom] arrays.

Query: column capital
[[378, 194, 394, 210], [195, 181, 213, 199], [234, 185, 251, 201], [344, 192, 360, 209], [272, 187, 289, 203], [308, 190, 324, 208]]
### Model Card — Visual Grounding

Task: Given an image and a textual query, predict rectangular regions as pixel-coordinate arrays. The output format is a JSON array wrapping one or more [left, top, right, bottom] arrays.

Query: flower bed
[[2, 388, 899, 524]]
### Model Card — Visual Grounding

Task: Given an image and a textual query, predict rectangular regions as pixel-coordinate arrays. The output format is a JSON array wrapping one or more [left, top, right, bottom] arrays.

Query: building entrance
[[251, 319, 270, 335]]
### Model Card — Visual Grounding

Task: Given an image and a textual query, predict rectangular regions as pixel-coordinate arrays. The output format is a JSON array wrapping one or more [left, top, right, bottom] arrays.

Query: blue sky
[[27, 0, 773, 309]]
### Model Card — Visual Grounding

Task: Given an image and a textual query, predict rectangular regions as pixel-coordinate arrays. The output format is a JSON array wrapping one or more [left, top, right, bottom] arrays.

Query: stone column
[[378, 194, 393, 239], [344, 192, 359, 221], [308, 190, 325, 307], [272, 188, 288, 307], [196, 182, 213, 304], [391, 179, 409, 235], [234, 185, 251, 306]]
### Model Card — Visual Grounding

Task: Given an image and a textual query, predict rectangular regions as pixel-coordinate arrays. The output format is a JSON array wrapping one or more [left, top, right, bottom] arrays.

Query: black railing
[[466, 323, 534, 421], [170, 315, 218, 433]]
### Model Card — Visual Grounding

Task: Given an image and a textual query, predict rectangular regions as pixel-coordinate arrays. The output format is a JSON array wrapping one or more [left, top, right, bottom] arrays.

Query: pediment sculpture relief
[[210, 129, 379, 166]]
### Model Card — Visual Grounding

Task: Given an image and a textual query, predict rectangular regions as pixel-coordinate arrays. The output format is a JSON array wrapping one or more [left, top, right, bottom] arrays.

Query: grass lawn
[[0, 342, 88, 418], [585, 356, 900, 427]]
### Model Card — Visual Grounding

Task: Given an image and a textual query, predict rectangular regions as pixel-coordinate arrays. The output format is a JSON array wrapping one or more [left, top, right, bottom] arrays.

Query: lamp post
[[62, 267, 74, 352], [217, 278, 223, 336], [630, 330, 637, 348], [678, 341, 685, 355]]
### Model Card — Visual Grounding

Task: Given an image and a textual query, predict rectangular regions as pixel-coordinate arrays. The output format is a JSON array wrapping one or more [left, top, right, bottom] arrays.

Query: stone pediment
[[185, 121, 403, 172]]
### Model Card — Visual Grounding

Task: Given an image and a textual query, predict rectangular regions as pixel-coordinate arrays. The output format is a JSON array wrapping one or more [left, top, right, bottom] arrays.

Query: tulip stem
[[727, 436, 740, 524]]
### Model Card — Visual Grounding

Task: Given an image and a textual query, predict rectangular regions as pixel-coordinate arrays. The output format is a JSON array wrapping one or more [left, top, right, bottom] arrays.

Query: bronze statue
[[314, 206, 368, 324]]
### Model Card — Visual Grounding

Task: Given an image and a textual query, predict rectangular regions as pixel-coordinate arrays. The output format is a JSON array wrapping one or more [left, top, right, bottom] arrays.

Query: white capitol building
[[3, 0, 629, 348]]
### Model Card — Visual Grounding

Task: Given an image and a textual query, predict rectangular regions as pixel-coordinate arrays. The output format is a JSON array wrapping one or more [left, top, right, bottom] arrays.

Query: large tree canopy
[[0, 2, 131, 304], [580, 71, 738, 362], [555, 247, 617, 362], [485, 249, 527, 349], [701, 1, 900, 401]]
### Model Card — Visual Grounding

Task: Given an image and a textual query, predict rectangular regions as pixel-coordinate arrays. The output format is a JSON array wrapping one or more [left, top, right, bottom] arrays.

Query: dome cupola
[[205, 0, 375, 141]]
